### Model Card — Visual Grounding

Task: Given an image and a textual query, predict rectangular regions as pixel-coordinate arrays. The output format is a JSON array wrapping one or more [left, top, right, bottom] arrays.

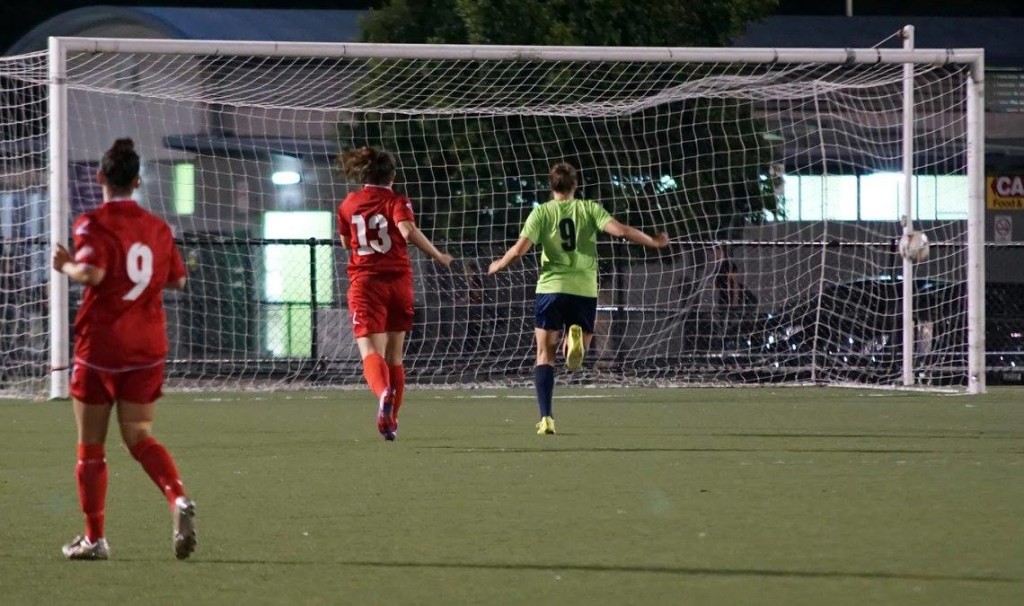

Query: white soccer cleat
[[173, 496, 197, 560], [62, 535, 110, 561]]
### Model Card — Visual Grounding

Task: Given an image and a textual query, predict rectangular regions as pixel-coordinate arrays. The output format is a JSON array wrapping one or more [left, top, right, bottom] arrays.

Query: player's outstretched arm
[[602, 219, 669, 249], [397, 220, 454, 267], [487, 237, 533, 275], [52, 243, 105, 286]]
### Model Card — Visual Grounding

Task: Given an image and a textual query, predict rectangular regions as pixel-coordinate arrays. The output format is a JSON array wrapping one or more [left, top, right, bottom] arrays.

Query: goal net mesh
[[0, 46, 975, 396]]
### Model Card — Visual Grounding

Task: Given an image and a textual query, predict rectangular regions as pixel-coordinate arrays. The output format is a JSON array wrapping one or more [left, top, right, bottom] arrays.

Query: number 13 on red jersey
[[352, 213, 392, 255]]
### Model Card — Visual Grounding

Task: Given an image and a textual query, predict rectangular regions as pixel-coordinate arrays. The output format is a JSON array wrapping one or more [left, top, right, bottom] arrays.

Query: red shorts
[[347, 274, 414, 338], [70, 361, 165, 405]]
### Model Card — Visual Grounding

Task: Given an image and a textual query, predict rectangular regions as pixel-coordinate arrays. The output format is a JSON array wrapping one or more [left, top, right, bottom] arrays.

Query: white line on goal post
[[48, 37, 70, 400], [967, 54, 987, 395], [51, 36, 982, 65], [901, 26, 916, 388]]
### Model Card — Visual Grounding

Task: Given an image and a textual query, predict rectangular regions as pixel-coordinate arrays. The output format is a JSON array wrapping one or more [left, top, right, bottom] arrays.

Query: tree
[[361, 0, 777, 47], [341, 0, 782, 244]]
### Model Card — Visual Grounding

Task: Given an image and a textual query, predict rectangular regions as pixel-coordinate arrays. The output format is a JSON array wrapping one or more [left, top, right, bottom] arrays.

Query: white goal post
[[0, 37, 988, 397]]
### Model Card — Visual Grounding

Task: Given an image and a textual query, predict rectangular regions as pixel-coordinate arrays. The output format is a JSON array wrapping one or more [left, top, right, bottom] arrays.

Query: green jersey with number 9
[[519, 199, 613, 298]]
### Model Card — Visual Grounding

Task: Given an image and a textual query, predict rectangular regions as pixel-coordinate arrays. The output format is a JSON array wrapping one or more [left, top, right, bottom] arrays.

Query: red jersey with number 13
[[72, 200, 186, 370], [337, 185, 416, 279]]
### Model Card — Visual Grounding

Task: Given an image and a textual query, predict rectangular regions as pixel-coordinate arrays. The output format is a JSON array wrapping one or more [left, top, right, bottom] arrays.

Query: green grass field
[[1, 387, 1023, 605]]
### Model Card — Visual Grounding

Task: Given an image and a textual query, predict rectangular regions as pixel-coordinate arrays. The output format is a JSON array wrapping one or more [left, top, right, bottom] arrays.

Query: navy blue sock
[[534, 364, 555, 418]]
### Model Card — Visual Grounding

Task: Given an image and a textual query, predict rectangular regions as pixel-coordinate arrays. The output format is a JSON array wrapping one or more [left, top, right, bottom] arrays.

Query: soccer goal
[[0, 36, 985, 398]]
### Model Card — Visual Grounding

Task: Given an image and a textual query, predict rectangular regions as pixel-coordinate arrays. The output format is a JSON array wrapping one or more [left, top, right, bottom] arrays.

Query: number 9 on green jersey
[[519, 199, 613, 298]]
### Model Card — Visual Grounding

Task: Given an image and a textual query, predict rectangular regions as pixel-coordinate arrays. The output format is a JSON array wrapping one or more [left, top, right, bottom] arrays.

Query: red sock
[[76, 443, 107, 542], [389, 364, 405, 418], [129, 437, 185, 505], [362, 353, 390, 399]]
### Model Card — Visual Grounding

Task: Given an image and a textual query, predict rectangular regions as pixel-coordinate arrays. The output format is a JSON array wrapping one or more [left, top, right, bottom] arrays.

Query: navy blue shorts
[[535, 293, 597, 334]]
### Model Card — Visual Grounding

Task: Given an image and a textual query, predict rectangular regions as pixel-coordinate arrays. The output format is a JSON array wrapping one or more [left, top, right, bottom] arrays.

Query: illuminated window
[[935, 176, 968, 219], [859, 173, 903, 221], [916, 176, 937, 220], [263, 211, 334, 357], [823, 175, 858, 220], [799, 176, 824, 220], [780, 175, 800, 217], [173, 163, 195, 215], [773, 173, 967, 222]]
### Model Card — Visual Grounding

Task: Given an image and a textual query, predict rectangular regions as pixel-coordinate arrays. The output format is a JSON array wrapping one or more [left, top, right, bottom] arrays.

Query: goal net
[[0, 40, 984, 397]]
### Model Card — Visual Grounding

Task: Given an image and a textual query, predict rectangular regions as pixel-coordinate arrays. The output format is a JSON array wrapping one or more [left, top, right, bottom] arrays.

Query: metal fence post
[[309, 237, 319, 360]]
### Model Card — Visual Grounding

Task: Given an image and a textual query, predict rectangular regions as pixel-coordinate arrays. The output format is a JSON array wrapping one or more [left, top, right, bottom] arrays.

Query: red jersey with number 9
[[336, 185, 416, 279], [72, 200, 186, 370]]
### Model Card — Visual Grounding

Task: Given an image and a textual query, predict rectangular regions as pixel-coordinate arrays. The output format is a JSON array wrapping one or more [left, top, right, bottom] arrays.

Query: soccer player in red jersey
[[336, 147, 453, 440], [52, 138, 197, 560]]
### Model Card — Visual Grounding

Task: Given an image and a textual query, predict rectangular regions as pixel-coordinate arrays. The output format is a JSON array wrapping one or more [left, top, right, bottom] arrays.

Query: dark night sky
[[3, 0, 1024, 55]]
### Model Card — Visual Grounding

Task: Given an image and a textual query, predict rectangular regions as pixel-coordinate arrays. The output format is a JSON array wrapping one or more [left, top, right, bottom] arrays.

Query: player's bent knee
[[119, 421, 153, 450], [536, 350, 557, 366]]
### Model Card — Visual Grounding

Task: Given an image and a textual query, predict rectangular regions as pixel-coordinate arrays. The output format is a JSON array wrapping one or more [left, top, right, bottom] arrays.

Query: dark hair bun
[[111, 137, 135, 152], [101, 137, 141, 191]]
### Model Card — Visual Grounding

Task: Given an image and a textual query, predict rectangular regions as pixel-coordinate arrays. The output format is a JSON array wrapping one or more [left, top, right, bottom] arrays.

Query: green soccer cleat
[[535, 416, 556, 435], [565, 324, 584, 371]]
